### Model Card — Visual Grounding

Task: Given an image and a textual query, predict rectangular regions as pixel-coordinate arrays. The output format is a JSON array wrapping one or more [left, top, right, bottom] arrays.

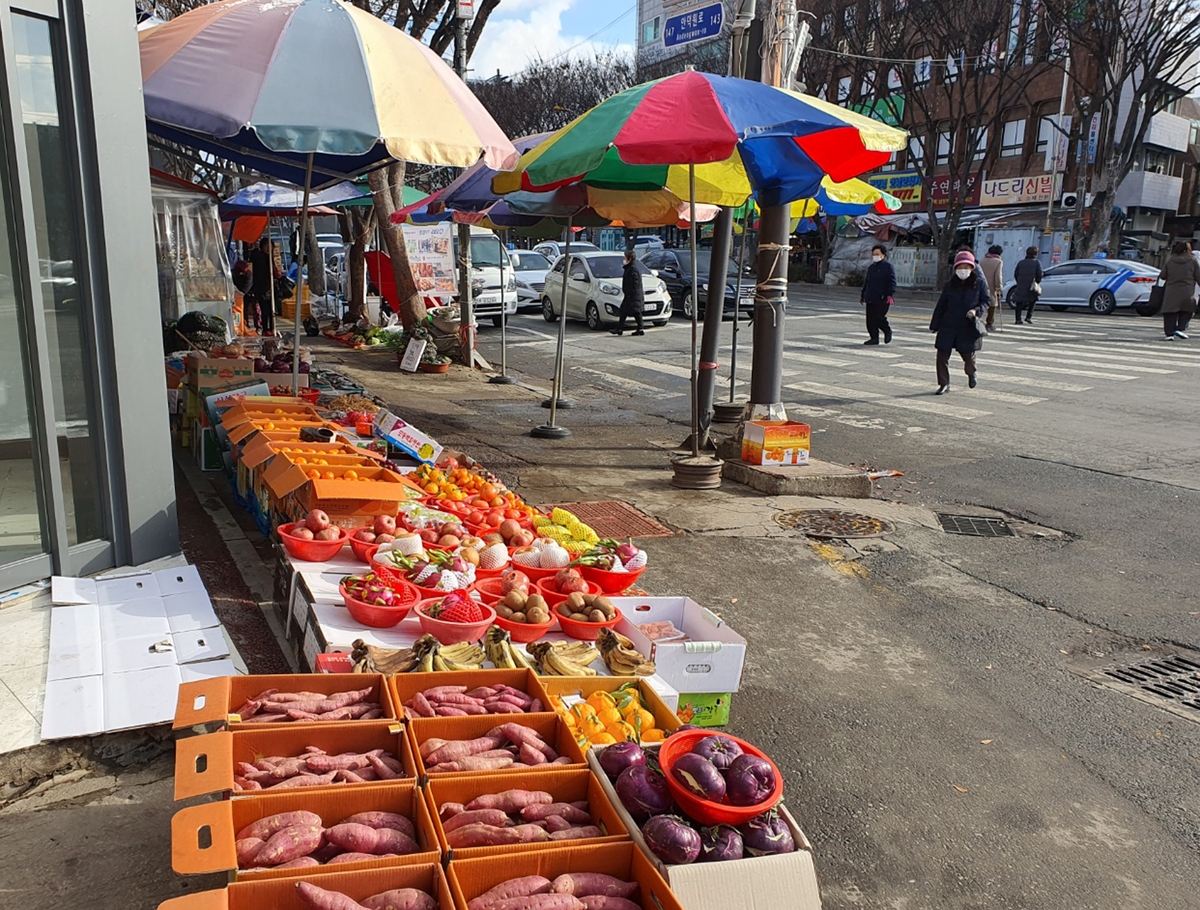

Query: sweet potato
[[367, 752, 400, 780], [434, 706, 469, 716], [493, 723, 556, 760], [550, 875, 639, 899], [237, 810, 322, 842], [422, 686, 468, 699], [342, 811, 415, 838], [409, 692, 436, 717], [320, 703, 379, 721], [425, 734, 508, 766], [550, 756, 573, 765], [446, 824, 525, 849], [579, 898, 641, 910], [305, 752, 372, 773], [466, 789, 553, 813], [235, 837, 264, 867], [548, 825, 602, 840], [234, 776, 261, 791], [482, 701, 524, 714], [529, 699, 543, 712], [270, 771, 339, 789], [440, 802, 466, 819], [521, 802, 591, 825], [543, 815, 571, 833], [465, 686, 498, 699], [442, 808, 511, 833], [268, 757, 311, 779], [519, 742, 548, 765], [467, 875, 552, 910], [275, 856, 322, 870], [418, 738, 449, 760], [487, 897, 585, 910], [325, 851, 387, 865], [429, 755, 514, 774], [250, 824, 323, 867], [360, 888, 438, 910], [295, 881, 370, 910], [334, 769, 367, 783], [325, 823, 417, 856], [261, 691, 320, 703]]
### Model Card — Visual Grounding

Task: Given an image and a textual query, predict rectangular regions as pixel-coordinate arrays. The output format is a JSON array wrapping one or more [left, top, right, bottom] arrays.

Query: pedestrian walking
[[611, 249, 647, 336], [929, 250, 988, 395], [1156, 240, 1200, 340], [247, 237, 276, 335], [978, 244, 1005, 331], [1011, 246, 1043, 324], [860, 243, 896, 345]]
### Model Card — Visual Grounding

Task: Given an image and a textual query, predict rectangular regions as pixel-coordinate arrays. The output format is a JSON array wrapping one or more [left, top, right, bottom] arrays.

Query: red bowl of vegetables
[[277, 522, 349, 561], [534, 576, 603, 607], [415, 596, 495, 645], [658, 730, 783, 826], [555, 607, 623, 642], [348, 536, 381, 563], [580, 564, 646, 594]]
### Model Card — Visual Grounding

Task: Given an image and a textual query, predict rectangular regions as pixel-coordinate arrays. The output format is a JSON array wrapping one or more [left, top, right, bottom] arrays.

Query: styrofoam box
[[612, 596, 746, 694]]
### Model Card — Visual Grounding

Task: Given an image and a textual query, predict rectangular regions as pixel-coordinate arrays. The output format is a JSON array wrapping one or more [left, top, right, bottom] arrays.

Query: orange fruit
[[323, 471, 336, 480], [589, 732, 617, 746], [596, 707, 622, 727], [343, 470, 358, 481], [307, 470, 320, 480], [641, 728, 667, 743], [294, 457, 307, 465]]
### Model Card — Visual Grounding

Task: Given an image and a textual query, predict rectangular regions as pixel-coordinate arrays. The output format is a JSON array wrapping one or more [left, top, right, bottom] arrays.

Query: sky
[[469, 0, 637, 79]]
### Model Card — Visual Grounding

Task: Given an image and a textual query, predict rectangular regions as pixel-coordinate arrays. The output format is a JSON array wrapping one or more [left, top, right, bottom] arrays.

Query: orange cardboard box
[[158, 862, 453, 910], [741, 419, 811, 466], [173, 720, 420, 801], [238, 438, 383, 504], [408, 713, 586, 780], [173, 673, 397, 731], [389, 669, 553, 723], [448, 841, 683, 910], [266, 460, 425, 530], [221, 398, 323, 430], [170, 781, 438, 880], [536, 677, 682, 738], [425, 767, 629, 861]]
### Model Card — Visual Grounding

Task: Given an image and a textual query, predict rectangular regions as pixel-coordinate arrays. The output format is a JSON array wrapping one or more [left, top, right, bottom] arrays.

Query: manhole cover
[[937, 514, 1017, 537], [1102, 655, 1200, 714], [773, 509, 891, 539], [541, 501, 675, 539]]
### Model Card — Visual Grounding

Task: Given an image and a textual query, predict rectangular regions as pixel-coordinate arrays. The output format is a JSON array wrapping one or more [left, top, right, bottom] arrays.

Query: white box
[[611, 596, 747, 694]]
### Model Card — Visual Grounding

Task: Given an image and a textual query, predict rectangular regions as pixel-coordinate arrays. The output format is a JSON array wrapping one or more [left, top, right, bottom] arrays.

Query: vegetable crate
[[538, 677, 682, 746], [390, 669, 554, 724], [171, 780, 439, 881], [447, 841, 683, 910], [407, 713, 586, 782], [425, 767, 629, 861], [173, 720, 420, 801], [173, 674, 398, 732], [157, 860, 454, 910]]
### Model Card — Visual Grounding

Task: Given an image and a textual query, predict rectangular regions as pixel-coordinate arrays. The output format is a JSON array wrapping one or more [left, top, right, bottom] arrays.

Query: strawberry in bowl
[[416, 591, 496, 644]]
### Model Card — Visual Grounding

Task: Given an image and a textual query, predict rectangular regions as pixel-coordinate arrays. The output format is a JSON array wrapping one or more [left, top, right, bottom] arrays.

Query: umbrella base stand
[[676, 434, 719, 454], [713, 402, 747, 424], [489, 374, 517, 385], [541, 397, 577, 410], [670, 454, 724, 490], [531, 424, 572, 440]]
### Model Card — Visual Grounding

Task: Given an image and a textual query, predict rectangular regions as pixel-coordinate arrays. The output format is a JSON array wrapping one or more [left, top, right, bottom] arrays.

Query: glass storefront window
[[0, 133, 48, 564], [13, 13, 107, 547]]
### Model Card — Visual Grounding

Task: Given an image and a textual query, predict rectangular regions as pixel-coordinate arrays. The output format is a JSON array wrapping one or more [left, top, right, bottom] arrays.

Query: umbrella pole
[[490, 246, 515, 385], [532, 219, 572, 440], [689, 165, 700, 458], [292, 153, 314, 396], [731, 223, 749, 402]]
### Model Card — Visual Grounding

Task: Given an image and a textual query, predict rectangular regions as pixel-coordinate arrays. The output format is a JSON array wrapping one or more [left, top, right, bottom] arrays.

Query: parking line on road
[[784, 380, 991, 419]]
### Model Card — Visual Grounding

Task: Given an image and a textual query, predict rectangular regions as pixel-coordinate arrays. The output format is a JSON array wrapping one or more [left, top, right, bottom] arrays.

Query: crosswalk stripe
[[1081, 341, 1200, 361], [619, 357, 692, 379], [985, 339, 1200, 368], [985, 350, 1174, 374], [981, 357, 1136, 380], [784, 380, 991, 419], [571, 366, 685, 397], [890, 361, 1093, 391], [832, 370, 1046, 404], [783, 340, 905, 359], [780, 350, 856, 368]]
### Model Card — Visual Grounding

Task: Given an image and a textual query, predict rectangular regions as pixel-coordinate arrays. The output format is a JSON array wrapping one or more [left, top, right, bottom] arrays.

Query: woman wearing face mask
[[859, 244, 896, 344], [929, 251, 989, 395]]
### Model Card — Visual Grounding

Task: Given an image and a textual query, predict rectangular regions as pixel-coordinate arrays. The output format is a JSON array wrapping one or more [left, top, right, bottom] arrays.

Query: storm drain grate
[[1103, 655, 1200, 713], [937, 514, 1017, 537], [541, 501, 675, 539], [774, 508, 891, 539]]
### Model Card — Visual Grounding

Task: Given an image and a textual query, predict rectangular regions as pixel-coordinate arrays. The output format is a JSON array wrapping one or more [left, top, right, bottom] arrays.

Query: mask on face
[[955, 268, 972, 280], [872, 254, 883, 262]]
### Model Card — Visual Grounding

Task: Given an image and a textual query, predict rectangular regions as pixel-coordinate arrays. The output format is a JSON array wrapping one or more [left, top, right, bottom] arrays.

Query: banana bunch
[[529, 640, 600, 676], [351, 639, 417, 674], [596, 628, 656, 677], [483, 625, 538, 671], [412, 634, 485, 672]]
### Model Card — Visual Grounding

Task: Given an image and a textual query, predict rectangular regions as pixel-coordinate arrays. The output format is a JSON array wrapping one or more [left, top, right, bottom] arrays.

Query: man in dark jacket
[[247, 237, 276, 335], [860, 243, 897, 344], [611, 249, 647, 336], [1012, 246, 1044, 325]]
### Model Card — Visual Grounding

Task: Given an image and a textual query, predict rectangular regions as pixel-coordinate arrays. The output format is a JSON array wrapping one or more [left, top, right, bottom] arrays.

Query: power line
[[542, 5, 636, 65]]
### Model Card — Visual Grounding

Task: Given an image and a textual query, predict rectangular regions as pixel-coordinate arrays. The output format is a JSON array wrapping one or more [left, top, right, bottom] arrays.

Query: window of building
[[973, 126, 988, 160], [914, 55, 933, 86], [1001, 118, 1026, 157], [936, 126, 952, 165], [844, 5, 858, 29], [1036, 114, 1057, 156], [861, 71, 876, 99], [981, 38, 999, 74], [837, 75, 852, 103], [881, 151, 898, 172], [908, 135, 925, 167], [945, 50, 963, 84], [641, 17, 660, 44], [821, 13, 832, 35], [887, 67, 903, 91]]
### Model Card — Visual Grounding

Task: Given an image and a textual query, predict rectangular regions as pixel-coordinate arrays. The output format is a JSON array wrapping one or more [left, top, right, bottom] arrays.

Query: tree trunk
[[345, 208, 373, 323], [368, 163, 426, 330], [305, 221, 326, 297]]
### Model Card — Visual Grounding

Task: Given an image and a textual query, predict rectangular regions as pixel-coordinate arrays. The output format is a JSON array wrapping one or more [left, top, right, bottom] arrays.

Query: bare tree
[[340, 206, 377, 323], [805, 0, 1053, 280], [1042, 0, 1200, 257], [471, 52, 637, 139], [369, 163, 426, 329]]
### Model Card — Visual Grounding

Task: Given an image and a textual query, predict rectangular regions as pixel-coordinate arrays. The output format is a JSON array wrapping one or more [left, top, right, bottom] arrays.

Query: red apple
[[353, 529, 377, 543], [290, 526, 314, 540], [375, 533, 395, 544], [420, 528, 439, 544], [501, 570, 530, 595], [438, 534, 461, 548], [440, 522, 466, 538], [373, 515, 397, 535], [315, 527, 342, 542], [305, 509, 331, 532], [498, 518, 522, 541]]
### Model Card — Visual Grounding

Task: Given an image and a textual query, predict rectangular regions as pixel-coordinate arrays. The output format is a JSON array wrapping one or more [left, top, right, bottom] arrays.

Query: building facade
[[0, 0, 177, 589]]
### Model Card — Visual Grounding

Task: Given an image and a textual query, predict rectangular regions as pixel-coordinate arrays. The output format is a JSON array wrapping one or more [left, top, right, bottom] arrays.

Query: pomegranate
[[559, 575, 588, 594], [373, 515, 397, 535], [555, 566, 582, 587], [498, 518, 522, 541], [501, 570, 530, 595], [304, 509, 331, 532]]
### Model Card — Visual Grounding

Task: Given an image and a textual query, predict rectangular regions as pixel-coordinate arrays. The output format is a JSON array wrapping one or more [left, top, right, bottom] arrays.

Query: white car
[[1002, 258, 1159, 315], [541, 251, 672, 329], [508, 249, 552, 310], [533, 239, 600, 262], [633, 235, 665, 258]]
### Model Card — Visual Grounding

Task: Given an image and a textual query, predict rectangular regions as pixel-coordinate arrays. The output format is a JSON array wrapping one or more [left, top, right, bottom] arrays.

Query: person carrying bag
[[1157, 240, 1200, 340]]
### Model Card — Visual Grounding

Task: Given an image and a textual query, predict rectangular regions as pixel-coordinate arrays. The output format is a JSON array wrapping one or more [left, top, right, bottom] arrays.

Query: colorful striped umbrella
[[493, 71, 905, 208], [140, 0, 517, 187]]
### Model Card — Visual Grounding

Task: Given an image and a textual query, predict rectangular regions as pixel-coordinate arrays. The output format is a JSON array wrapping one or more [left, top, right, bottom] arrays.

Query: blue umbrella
[[220, 180, 367, 215]]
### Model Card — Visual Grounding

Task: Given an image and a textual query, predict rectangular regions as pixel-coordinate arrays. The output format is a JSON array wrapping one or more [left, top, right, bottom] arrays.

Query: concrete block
[[722, 457, 873, 498]]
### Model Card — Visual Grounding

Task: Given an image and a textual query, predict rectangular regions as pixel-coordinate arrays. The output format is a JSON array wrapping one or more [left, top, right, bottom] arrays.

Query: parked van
[[456, 226, 517, 326]]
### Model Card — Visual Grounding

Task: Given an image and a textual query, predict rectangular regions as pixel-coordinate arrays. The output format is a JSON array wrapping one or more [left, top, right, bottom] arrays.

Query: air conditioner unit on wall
[[1060, 192, 1079, 208]]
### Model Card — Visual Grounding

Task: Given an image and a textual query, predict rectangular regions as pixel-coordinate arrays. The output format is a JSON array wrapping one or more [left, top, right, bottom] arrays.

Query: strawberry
[[437, 599, 477, 623]]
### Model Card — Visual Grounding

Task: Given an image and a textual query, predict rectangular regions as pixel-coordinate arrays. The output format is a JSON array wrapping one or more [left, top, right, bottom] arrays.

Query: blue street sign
[[663, 3, 724, 48]]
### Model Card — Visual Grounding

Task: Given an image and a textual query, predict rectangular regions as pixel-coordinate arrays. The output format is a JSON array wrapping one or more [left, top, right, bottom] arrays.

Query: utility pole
[[455, 1, 475, 367], [1044, 46, 1072, 235]]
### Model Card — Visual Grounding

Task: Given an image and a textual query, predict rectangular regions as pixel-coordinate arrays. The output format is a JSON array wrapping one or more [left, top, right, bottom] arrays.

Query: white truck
[[456, 226, 517, 326]]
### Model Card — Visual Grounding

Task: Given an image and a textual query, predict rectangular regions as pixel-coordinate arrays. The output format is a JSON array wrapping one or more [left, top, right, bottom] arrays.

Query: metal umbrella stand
[[714, 215, 751, 424], [531, 221, 574, 439]]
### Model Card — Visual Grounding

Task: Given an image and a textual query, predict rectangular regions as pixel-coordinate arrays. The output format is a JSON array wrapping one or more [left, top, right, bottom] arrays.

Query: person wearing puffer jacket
[[929, 250, 989, 395], [1156, 240, 1200, 340]]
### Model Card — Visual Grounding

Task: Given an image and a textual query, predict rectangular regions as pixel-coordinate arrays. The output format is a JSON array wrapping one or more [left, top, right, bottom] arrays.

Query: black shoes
[[609, 329, 623, 336], [864, 338, 880, 346], [883, 331, 892, 344], [935, 385, 949, 395], [632, 330, 645, 336], [968, 374, 977, 389]]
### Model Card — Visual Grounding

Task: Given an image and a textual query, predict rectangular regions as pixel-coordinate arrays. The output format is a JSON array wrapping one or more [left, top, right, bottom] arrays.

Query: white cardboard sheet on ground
[[43, 563, 237, 740]]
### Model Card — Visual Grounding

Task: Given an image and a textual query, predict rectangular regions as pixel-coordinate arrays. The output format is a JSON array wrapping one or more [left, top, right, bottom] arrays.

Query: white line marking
[[890, 361, 1093, 391], [784, 380, 991, 419]]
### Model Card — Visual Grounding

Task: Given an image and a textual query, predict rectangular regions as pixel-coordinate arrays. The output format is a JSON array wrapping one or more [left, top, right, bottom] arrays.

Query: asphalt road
[[459, 286, 1200, 909]]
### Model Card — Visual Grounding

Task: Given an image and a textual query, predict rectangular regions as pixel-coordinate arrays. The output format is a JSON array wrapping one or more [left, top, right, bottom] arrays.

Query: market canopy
[[219, 180, 368, 215]]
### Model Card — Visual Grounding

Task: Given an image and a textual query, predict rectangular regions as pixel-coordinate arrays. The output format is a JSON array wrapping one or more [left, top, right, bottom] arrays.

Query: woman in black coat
[[929, 250, 989, 395]]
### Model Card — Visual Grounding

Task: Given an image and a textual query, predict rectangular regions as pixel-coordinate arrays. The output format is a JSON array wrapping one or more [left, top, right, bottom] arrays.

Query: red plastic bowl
[[580, 564, 646, 594], [277, 522, 348, 561], [493, 613, 556, 644], [348, 535, 381, 563], [535, 576, 603, 607], [555, 606, 623, 642], [339, 582, 417, 628], [472, 577, 509, 605], [506, 560, 559, 583], [415, 597, 496, 645], [659, 730, 784, 826]]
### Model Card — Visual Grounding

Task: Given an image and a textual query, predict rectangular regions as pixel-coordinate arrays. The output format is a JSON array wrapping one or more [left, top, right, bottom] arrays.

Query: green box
[[192, 419, 225, 472], [676, 692, 732, 728]]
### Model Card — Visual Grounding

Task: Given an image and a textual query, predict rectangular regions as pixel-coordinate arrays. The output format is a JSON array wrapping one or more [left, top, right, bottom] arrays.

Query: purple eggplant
[[738, 809, 795, 856], [642, 815, 701, 865], [725, 753, 776, 806], [671, 752, 726, 802], [691, 734, 744, 771]]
